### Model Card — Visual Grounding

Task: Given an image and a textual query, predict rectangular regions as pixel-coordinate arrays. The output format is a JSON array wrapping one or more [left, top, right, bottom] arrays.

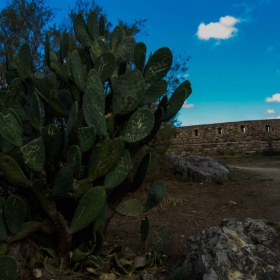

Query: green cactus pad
[[4, 195, 26, 234], [71, 50, 86, 92], [0, 197, 7, 242], [51, 167, 73, 197], [87, 69, 105, 100], [74, 179, 92, 200], [93, 202, 108, 231], [58, 89, 73, 110], [123, 108, 155, 143], [21, 137, 45, 172], [110, 25, 123, 52], [65, 101, 78, 137], [99, 15, 106, 36], [88, 136, 124, 181], [41, 124, 62, 164], [74, 14, 92, 47], [0, 90, 7, 110], [49, 99, 69, 117], [34, 77, 53, 99], [90, 37, 110, 61], [141, 80, 167, 105], [0, 136, 14, 154], [14, 43, 32, 80], [0, 153, 30, 187], [87, 11, 98, 40], [140, 217, 150, 242], [83, 86, 107, 136], [143, 180, 166, 212], [113, 69, 145, 115], [10, 100, 29, 121], [60, 32, 69, 61], [49, 61, 68, 83], [115, 199, 143, 216], [104, 149, 131, 189], [70, 186, 106, 233], [144, 47, 173, 83], [4, 108, 22, 131], [0, 113, 22, 147], [78, 126, 96, 153], [134, 42, 147, 73], [0, 255, 18, 280], [161, 87, 187, 122], [114, 36, 135, 62], [66, 145, 82, 179], [130, 153, 151, 193], [7, 78, 24, 104], [24, 89, 42, 130], [45, 34, 50, 67], [95, 51, 116, 82]]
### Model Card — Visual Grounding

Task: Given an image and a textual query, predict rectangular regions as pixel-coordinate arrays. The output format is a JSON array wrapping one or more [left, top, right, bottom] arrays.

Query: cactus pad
[[74, 14, 92, 48], [113, 69, 145, 115], [0, 113, 22, 147], [51, 167, 73, 198], [144, 47, 173, 83], [141, 79, 167, 105], [78, 126, 96, 153], [66, 145, 82, 179], [115, 199, 143, 216], [143, 180, 166, 212], [123, 108, 155, 143], [4, 195, 26, 234], [65, 101, 78, 137], [70, 186, 106, 233], [0, 255, 18, 280], [71, 50, 86, 92], [104, 149, 131, 189], [0, 197, 7, 242], [21, 137, 45, 172]]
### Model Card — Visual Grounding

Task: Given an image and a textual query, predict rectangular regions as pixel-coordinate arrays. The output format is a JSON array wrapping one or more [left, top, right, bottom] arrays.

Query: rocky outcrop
[[168, 155, 229, 182], [171, 218, 280, 280]]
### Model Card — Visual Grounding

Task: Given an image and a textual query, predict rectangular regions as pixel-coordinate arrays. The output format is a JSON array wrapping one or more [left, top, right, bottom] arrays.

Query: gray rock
[[168, 155, 229, 182], [173, 218, 280, 280]]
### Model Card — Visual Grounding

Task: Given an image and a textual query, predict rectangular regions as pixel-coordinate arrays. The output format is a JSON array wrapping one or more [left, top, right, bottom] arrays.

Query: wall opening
[[240, 125, 246, 133], [266, 125, 270, 132], [194, 129, 199, 136], [217, 127, 223, 135]]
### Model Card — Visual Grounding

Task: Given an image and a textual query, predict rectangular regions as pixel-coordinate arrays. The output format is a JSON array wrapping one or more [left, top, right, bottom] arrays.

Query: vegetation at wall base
[[0, 6, 192, 278]]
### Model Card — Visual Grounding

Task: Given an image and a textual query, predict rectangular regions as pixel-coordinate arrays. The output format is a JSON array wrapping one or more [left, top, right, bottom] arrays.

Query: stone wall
[[169, 119, 280, 156]]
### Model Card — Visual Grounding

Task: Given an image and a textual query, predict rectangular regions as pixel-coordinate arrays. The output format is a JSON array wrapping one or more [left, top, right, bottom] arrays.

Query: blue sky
[[1, 0, 280, 126]]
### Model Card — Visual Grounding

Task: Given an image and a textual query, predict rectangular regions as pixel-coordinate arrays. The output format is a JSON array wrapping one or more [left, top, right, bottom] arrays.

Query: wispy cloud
[[266, 116, 280, 120], [182, 102, 194, 109], [197, 16, 240, 41], [266, 93, 280, 102], [266, 109, 275, 114]]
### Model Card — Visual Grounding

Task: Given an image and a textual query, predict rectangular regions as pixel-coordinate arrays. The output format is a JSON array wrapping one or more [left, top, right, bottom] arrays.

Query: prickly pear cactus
[[0, 11, 192, 274]]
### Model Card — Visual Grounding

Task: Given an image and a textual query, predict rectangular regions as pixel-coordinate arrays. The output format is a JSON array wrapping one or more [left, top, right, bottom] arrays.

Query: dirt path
[[228, 165, 280, 182]]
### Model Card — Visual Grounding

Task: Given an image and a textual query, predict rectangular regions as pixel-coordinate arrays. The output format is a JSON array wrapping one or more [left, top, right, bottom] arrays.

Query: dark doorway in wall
[[194, 129, 199, 136], [217, 127, 223, 135], [266, 125, 270, 132]]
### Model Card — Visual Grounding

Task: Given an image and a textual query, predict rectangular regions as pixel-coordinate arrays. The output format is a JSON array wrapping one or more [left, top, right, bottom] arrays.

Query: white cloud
[[266, 109, 275, 114], [266, 116, 280, 120], [177, 73, 189, 79], [182, 103, 194, 109], [197, 16, 240, 40], [266, 93, 280, 102]]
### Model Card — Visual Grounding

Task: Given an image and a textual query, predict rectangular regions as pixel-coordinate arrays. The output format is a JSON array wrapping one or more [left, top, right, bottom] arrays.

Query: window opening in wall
[[266, 125, 270, 132], [194, 129, 199, 136], [240, 125, 246, 133], [217, 127, 223, 135]]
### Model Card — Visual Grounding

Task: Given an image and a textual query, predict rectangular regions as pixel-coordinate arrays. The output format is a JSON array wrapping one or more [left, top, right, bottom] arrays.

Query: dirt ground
[[103, 154, 280, 279]]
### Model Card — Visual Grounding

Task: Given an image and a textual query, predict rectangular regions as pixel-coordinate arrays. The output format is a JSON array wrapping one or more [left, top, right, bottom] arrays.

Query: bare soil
[[104, 154, 280, 279]]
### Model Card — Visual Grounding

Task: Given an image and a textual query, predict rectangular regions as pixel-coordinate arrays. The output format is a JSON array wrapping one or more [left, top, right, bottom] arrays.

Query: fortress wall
[[168, 119, 280, 156]]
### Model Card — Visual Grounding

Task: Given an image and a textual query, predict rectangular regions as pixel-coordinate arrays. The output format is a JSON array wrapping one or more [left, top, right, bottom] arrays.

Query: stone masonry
[[168, 119, 280, 156]]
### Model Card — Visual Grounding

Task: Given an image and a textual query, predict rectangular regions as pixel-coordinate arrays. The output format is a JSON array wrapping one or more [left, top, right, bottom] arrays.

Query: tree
[[0, 0, 57, 88]]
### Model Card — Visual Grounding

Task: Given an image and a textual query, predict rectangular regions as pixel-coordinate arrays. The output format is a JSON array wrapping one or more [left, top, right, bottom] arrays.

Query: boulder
[[168, 155, 229, 182], [171, 218, 280, 280]]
